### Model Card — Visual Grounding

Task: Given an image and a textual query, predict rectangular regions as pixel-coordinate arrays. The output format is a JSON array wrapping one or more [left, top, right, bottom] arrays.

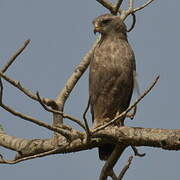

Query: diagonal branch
[[0, 70, 53, 106], [133, 0, 156, 13], [53, 38, 100, 126], [1, 40, 30, 73], [96, 0, 115, 14], [56, 38, 99, 107], [117, 156, 133, 180], [114, 0, 123, 15]]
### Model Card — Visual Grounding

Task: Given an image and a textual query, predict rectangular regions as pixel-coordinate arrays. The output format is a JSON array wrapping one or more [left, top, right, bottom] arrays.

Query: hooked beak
[[93, 24, 101, 34]]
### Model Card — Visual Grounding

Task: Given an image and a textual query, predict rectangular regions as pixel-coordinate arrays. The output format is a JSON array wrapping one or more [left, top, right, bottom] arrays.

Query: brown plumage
[[89, 14, 136, 160]]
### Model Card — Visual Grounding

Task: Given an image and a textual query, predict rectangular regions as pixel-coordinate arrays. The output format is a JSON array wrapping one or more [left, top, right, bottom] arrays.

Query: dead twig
[[117, 156, 133, 180], [1, 40, 30, 73], [133, 0, 156, 13], [93, 75, 160, 133]]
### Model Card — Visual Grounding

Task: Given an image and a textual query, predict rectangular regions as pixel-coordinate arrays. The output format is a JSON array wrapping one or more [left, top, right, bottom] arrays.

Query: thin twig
[[120, 0, 156, 20], [93, 75, 160, 133], [1, 40, 30, 73], [133, 0, 155, 13], [0, 142, 69, 164], [0, 70, 53, 106], [117, 156, 133, 180], [36, 92, 86, 130]]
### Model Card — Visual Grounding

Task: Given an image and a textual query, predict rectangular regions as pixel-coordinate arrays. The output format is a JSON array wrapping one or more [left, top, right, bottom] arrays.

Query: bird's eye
[[101, 19, 111, 25]]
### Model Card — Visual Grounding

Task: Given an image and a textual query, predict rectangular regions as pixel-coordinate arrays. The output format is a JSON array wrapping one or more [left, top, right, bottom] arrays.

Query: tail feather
[[98, 144, 115, 160]]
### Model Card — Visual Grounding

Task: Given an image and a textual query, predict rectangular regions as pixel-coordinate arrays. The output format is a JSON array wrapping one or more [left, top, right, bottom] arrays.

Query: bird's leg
[[115, 112, 124, 126]]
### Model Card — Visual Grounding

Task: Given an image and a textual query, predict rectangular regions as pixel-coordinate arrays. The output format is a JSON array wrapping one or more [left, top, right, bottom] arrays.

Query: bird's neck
[[101, 32, 128, 42]]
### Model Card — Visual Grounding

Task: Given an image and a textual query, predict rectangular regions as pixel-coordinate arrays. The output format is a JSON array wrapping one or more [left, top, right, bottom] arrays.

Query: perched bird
[[89, 14, 136, 160]]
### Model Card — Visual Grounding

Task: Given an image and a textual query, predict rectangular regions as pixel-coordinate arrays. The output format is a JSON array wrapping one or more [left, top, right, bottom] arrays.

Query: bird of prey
[[89, 14, 136, 160]]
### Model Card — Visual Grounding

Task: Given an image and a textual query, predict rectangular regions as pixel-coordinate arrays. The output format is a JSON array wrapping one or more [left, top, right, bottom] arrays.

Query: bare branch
[[96, 0, 115, 14], [117, 156, 133, 180], [0, 79, 72, 140], [0, 70, 53, 106], [1, 103, 72, 140], [109, 170, 118, 180], [133, 0, 156, 13], [1, 40, 30, 73], [1, 126, 180, 165], [56, 38, 99, 107], [120, 0, 156, 20], [53, 38, 99, 127], [128, 0, 134, 9], [114, 0, 123, 15], [36, 92, 86, 130], [92, 75, 160, 133]]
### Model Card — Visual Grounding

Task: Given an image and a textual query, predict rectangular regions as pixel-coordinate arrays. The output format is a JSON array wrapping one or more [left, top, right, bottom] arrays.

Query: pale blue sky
[[0, 0, 180, 180]]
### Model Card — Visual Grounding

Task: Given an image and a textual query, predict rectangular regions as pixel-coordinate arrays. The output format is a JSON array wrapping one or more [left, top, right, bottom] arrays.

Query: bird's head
[[93, 14, 127, 36]]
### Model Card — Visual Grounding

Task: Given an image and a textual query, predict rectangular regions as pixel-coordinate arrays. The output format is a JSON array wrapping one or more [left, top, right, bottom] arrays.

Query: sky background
[[0, 0, 180, 179]]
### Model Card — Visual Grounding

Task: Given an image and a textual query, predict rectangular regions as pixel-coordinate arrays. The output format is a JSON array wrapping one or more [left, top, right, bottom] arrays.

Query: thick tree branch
[[1, 126, 180, 164]]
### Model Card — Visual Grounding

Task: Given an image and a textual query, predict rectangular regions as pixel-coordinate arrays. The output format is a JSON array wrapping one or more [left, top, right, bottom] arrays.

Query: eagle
[[89, 14, 136, 160]]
